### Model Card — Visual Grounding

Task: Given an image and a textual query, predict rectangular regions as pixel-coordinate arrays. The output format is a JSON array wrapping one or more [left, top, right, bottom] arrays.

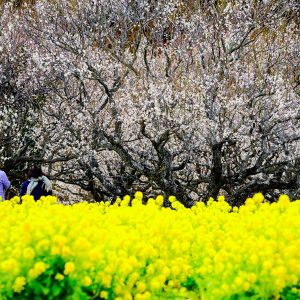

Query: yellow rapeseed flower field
[[0, 192, 300, 299]]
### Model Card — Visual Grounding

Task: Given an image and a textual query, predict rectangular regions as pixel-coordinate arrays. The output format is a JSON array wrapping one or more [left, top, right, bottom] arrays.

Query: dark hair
[[27, 166, 44, 179]]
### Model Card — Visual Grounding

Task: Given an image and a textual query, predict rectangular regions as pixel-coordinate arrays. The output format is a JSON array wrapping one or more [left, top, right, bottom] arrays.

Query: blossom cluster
[[0, 193, 299, 299], [1, 0, 299, 202]]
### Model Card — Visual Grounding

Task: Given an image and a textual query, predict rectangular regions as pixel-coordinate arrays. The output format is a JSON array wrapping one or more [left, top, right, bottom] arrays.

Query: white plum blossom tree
[[1, 0, 299, 205]]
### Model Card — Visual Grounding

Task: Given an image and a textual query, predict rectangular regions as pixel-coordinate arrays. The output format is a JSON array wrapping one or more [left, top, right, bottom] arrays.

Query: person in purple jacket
[[0, 170, 10, 201]]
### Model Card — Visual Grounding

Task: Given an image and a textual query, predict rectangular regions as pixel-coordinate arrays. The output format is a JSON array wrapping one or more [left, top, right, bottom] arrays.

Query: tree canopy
[[1, 0, 299, 205]]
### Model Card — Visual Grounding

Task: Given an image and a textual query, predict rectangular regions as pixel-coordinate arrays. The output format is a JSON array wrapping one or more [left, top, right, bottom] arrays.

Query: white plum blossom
[[0, 0, 299, 205]]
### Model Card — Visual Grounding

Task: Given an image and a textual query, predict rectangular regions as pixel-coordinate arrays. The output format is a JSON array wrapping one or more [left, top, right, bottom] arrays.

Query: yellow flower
[[55, 273, 64, 281], [171, 265, 180, 276], [232, 206, 239, 212], [23, 247, 35, 260], [1, 259, 18, 272], [143, 291, 151, 299], [155, 195, 164, 206], [119, 262, 133, 276], [248, 273, 257, 283], [243, 281, 250, 291], [61, 246, 71, 257], [82, 275, 92, 286], [134, 191, 143, 200], [114, 197, 122, 205], [12, 276, 26, 293], [136, 281, 147, 293], [146, 198, 155, 205], [51, 246, 61, 255], [131, 198, 142, 206], [35, 239, 50, 252], [278, 194, 290, 207], [234, 276, 243, 287], [252, 193, 264, 204], [123, 292, 133, 300], [28, 261, 49, 279], [102, 275, 112, 288], [64, 262, 75, 275], [263, 260, 273, 270], [150, 278, 161, 290], [217, 195, 225, 202], [207, 197, 214, 205], [121, 195, 131, 206], [168, 196, 176, 203], [100, 290, 108, 299], [245, 198, 254, 206], [134, 293, 143, 300]]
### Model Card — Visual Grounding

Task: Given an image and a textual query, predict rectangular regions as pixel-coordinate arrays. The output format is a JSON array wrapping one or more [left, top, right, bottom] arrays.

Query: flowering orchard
[[0, 193, 300, 299], [1, 0, 300, 204]]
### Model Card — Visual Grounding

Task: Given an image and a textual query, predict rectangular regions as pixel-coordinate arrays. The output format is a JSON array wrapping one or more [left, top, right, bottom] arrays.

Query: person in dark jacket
[[20, 166, 52, 200]]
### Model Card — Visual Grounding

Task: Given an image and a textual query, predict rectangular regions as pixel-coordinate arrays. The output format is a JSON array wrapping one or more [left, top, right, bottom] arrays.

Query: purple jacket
[[0, 170, 10, 201]]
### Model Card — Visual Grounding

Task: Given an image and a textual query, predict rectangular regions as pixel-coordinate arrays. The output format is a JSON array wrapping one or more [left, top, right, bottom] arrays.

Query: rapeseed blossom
[[12, 277, 26, 293], [0, 193, 299, 299], [64, 262, 76, 275]]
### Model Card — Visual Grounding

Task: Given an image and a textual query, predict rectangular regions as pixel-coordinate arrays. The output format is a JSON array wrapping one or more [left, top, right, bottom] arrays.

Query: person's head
[[27, 166, 44, 179]]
